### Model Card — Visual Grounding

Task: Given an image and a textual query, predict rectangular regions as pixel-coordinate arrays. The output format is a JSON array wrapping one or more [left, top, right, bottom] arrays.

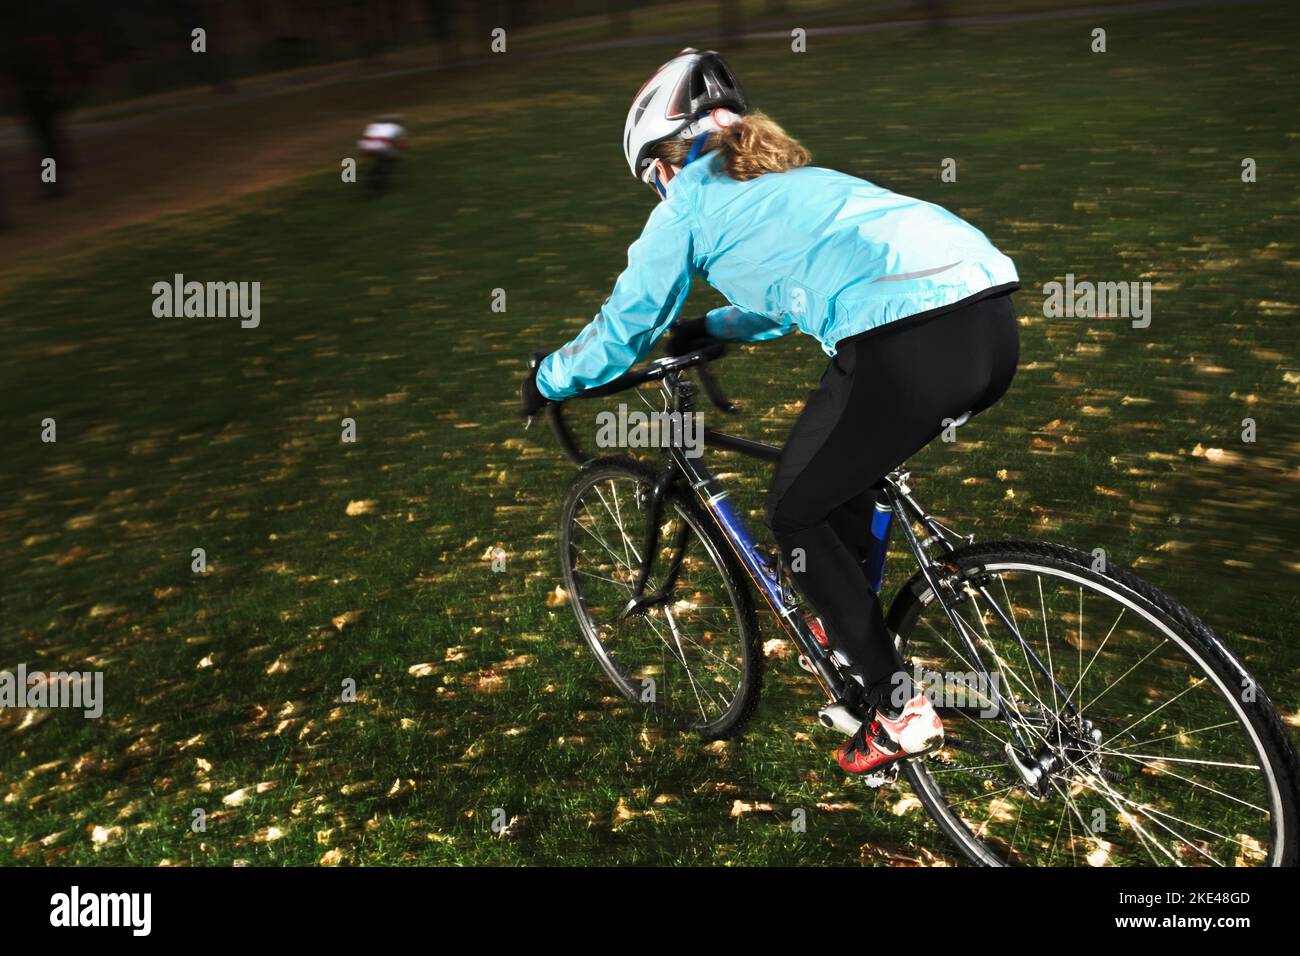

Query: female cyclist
[[520, 49, 1020, 779]]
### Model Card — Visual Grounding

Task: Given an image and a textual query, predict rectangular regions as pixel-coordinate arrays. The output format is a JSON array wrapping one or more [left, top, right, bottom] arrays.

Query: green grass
[[1, 4, 1297, 866]]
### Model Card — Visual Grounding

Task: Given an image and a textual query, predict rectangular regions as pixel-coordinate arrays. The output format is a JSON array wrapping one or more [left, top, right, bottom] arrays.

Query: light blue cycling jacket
[[537, 150, 1018, 400]]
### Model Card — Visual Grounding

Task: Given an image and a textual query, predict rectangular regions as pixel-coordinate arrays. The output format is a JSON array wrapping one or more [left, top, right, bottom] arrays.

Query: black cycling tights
[[767, 291, 1019, 714]]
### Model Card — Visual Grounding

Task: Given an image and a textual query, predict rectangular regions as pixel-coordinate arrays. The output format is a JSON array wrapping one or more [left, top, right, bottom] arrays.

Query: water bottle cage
[[755, 546, 800, 607], [775, 552, 801, 607]]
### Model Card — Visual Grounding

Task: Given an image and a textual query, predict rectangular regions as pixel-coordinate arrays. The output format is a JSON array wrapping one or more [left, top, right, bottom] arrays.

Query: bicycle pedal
[[861, 762, 900, 789], [817, 701, 864, 736]]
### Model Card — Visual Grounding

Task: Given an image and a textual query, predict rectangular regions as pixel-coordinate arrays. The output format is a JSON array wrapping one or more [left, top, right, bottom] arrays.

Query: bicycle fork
[[618, 461, 691, 621]]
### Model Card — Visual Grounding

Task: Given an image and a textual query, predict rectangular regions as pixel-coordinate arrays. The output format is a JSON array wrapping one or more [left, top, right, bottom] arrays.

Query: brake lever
[[695, 364, 737, 414]]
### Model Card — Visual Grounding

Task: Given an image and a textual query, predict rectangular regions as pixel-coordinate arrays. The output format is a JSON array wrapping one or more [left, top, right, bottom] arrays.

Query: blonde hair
[[651, 111, 810, 181]]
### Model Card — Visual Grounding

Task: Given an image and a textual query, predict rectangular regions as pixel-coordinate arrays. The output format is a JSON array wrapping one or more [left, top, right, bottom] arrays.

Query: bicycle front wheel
[[557, 457, 762, 740], [886, 540, 1299, 867]]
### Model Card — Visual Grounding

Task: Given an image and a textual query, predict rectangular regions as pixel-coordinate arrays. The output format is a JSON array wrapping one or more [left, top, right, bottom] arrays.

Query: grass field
[[1, 2, 1297, 865]]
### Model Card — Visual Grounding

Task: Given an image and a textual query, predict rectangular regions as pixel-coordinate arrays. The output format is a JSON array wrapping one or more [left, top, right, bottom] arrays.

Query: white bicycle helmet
[[622, 48, 747, 184]]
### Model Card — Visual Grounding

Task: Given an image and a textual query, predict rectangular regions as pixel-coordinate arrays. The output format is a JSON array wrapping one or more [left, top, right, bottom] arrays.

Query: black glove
[[666, 316, 715, 357], [519, 354, 550, 418]]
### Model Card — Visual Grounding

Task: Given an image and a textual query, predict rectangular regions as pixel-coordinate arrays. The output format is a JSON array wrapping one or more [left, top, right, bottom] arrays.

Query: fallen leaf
[[612, 798, 639, 828], [730, 800, 776, 817], [89, 824, 124, 847], [762, 638, 791, 659], [332, 610, 365, 632]]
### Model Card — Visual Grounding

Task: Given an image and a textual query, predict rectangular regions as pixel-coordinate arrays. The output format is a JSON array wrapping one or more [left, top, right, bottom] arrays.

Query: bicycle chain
[[921, 742, 1017, 789], [919, 736, 1130, 791]]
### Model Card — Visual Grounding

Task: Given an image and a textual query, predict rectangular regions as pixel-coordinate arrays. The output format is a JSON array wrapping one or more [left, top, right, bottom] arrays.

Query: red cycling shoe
[[837, 693, 944, 785]]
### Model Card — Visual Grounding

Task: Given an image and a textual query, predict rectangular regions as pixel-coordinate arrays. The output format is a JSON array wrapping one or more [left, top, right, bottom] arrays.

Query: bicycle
[[534, 342, 1300, 867]]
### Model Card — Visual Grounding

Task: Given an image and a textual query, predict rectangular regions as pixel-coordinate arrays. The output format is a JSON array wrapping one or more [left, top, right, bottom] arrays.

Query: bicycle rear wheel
[[886, 540, 1299, 867], [557, 457, 762, 739]]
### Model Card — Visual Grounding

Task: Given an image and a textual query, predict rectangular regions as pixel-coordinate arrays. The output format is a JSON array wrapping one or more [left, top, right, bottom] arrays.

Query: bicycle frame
[[604, 370, 843, 700], [550, 356, 1076, 767], [677, 369, 1072, 749]]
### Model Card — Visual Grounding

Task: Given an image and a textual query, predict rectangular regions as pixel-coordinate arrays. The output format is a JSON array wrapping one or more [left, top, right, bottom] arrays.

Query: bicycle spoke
[[1103, 751, 1269, 814], [1076, 586, 1084, 713], [1093, 750, 1260, 772], [963, 593, 1056, 750], [1063, 604, 1126, 711], [1037, 577, 1062, 745], [1110, 720, 1237, 753], [1084, 772, 1189, 866], [1077, 779, 1257, 854], [900, 554, 1282, 867], [563, 469, 748, 734], [1101, 676, 1208, 747], [576, 504, 636, 574]]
